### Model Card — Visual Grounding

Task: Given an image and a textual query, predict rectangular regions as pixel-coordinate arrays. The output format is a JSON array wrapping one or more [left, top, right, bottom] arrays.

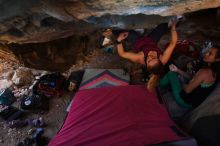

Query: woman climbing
[[114, 17, 181, 90], [160, 45, 220, 108]]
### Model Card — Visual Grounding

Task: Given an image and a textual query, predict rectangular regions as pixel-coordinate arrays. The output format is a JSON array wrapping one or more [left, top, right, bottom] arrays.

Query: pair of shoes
[[32, 128, 44, 140], [168, 15, 184, 27], [32, 128, 47, 146], [101, 29, 115, 54], [101, 29, 113, 47], [102, 37, 112, 46], [6, 119, 27, 128], [26, 117, 44, 127], [6, 117, 45, 128]]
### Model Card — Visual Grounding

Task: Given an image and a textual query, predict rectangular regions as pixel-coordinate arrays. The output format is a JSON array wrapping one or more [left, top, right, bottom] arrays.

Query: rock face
[[0, 1, 220, 71], [11, 67, 34, 86], [0, 0, 220, 44], [8, 34, 100, 71]]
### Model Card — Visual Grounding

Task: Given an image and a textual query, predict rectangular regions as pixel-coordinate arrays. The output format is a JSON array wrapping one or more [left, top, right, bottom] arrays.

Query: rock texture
[[0, 1, 220, 71], [0, 44, 18, 62], [0, 8, 219, 71], [0, 0, 220, 44]]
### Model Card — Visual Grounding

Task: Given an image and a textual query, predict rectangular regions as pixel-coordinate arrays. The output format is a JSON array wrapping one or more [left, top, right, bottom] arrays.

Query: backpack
[[33, 72, 66, 97], [164, 40, 201, 58], [20, 94, 49, 111], [0, 88, 16, 106]]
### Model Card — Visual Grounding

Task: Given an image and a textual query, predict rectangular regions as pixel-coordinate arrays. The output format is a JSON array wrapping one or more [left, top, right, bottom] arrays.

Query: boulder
[[0, 79, 13, 90], [11, 68, 34, 86]]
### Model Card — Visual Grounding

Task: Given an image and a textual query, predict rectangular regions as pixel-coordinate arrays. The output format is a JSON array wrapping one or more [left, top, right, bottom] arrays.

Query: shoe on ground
[[6, 119, 27, 128], [26, 117, 44, 127], [102, 37, 112, 46]]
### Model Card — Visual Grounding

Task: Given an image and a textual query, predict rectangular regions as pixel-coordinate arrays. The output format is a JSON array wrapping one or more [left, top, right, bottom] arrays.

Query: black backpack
[[20, 94, 49, 112]]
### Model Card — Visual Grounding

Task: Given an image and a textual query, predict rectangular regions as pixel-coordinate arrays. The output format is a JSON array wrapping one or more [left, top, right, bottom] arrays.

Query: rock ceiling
[[0, 0, 220, 44]]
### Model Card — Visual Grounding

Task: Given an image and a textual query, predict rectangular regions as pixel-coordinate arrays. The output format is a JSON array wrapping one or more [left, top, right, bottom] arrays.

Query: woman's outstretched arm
[[160, 24, 177, 65], [117, 32, 143, 64], [183, 69, 205, 93]]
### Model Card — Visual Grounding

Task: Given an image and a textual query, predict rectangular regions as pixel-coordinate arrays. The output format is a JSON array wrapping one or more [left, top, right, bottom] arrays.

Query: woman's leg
[[111, 23, 169, 44], [147, 23, 169, 43], [126, 30, 141, 43], [159, 71, 170, 87], [159, 71, 192, 108]]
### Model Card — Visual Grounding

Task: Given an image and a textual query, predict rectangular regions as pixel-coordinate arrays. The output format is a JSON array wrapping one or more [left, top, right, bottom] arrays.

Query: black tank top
[[180, 82, 217, 108]]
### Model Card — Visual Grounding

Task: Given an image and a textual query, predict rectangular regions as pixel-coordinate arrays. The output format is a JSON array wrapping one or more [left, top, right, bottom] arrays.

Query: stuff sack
[[0, 88, 16, 106], [20, 94, 49, 112], [164, 40, 201, 58], [33, 72, 66, 97]]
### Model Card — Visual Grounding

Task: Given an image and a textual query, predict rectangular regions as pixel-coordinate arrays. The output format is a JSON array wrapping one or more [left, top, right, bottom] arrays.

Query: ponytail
[[146, 60, 163, 91], [147, 74, 159, 91]]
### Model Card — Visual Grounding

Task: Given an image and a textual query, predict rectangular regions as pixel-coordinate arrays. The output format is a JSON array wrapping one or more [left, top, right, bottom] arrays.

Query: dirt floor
[[0, 10, 220, 146]]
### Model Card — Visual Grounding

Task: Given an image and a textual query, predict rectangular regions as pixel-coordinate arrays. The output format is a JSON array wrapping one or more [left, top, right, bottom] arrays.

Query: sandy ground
[[0, 11, 220, 146]]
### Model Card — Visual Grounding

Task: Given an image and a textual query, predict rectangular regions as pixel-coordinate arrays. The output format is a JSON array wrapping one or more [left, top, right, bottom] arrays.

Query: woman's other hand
[[169, 64, 179, 72]]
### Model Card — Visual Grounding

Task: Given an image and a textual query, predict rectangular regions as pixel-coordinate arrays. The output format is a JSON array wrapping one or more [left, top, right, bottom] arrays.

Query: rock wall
[[7, 33, 101, 71], [0, 1, 220, 71], [0, 0, 219, 43], [0, 44, 18, 63]]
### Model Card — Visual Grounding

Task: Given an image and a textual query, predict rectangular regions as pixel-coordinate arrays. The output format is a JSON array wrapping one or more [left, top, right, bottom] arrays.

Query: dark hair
[[213, 45, 220, 59], [147, 60, 164, 75], [211, 45, 220, 80], [210, 62, 220, 80]]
